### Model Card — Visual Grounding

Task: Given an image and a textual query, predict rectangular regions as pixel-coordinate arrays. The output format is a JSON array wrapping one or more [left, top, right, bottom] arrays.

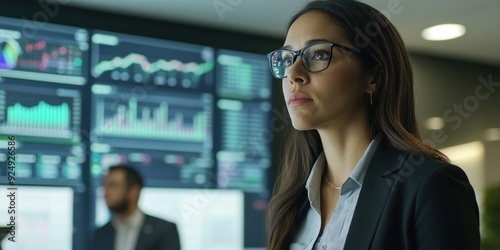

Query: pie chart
[[0, 39, 21, 70]]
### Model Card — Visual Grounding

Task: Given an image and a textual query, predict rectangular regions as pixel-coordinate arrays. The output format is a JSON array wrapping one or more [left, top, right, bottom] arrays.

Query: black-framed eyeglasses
[[266, 42, 362, 79]]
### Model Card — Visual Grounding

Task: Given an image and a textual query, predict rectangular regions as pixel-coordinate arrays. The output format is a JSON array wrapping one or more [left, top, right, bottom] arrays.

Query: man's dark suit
[[294, 138, 480, 249], [93, 214, 181, 250]]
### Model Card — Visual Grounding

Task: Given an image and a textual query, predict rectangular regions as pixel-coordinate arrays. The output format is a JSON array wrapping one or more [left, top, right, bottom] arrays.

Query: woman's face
[[283, 11, 376, 131]]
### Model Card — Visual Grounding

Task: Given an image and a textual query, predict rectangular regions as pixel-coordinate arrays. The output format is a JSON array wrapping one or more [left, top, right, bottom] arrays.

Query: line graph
[[91, 32, 214, 89], [93, 53, 214, 78]]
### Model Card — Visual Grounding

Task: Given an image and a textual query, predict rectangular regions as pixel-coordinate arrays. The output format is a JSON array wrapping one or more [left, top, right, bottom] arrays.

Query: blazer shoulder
[[140, 214, 181, 249], [400, 152, 468, 184], [374, 137, 472, 186], [95, 221, 114, 235], [407, 156, 480, 249], [94, 221, 115, 249], [144, 214, 177, 229], [385, 150, 475, 200]]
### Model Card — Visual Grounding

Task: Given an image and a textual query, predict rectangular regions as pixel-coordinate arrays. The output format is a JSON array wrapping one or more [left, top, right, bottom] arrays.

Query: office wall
[[412, 53, 500, 188]]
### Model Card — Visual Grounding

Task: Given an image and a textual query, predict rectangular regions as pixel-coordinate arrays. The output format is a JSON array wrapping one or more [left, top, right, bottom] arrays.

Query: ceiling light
[[484, 128, 500, 141], [422, 24, 466, 41], [440, 141, 484, 163], [425, 117, 445, 130]]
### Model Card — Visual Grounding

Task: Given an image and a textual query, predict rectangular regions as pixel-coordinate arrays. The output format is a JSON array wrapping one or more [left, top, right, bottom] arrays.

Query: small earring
[[370, 91, 373, 105]]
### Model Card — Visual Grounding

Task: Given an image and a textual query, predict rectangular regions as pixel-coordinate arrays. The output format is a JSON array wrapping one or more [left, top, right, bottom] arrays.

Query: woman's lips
[[288, 92, 312, 107]]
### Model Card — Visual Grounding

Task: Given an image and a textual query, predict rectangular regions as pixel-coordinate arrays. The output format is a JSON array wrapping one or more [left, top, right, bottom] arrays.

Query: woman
[[265, 0, 480, 249]]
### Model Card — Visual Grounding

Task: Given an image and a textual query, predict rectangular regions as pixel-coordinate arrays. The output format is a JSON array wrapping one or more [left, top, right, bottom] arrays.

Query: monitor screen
[[90, 83, 213, 187], [0, 185, 74, 250], [215, 50, 272, 194], [0, 17, 86, 186], [89, 31, 215, 188], [0, 81, 85, 185], [95, 187, 244, 250]]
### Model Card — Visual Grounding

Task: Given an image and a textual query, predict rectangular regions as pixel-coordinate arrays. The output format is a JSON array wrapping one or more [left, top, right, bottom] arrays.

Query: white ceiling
[[67, 0, 500, 66]]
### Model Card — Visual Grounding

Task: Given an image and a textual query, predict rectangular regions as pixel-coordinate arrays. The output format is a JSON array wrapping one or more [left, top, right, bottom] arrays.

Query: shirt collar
[[112, 209, 145, 229], [348, 133, 382, 186], [305, 151, 325, 207]]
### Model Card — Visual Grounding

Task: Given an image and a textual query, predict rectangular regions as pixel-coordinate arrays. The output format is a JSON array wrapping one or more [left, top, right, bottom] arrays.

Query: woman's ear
[[366, 64, 381, 94]]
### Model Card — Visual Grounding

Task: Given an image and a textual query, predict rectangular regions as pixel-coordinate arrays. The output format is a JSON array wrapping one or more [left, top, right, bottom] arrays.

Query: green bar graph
[[2, 101, 71, 136], [98, 98, 206, 142]]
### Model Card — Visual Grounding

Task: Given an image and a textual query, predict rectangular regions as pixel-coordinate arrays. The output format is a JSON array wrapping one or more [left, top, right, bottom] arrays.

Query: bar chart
[[95, 96, 208, 142], [0, 81, 81, 140], [92, 83, 212, 148]]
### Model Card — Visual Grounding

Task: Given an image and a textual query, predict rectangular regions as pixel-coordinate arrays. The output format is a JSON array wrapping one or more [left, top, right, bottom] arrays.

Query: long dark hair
[[266, 1, 448, 249]]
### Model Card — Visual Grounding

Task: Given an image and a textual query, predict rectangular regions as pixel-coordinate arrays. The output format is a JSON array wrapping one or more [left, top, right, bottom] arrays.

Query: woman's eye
[[312, 50, 330, 60], [283, 57, 294, 67]]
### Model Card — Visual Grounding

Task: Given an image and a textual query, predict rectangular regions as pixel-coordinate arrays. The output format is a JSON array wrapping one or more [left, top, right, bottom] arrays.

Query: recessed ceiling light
[[425, 117, 445, 130], [440, 141, 483, 162], [484, 128, 500, 141], [422, 24, 466, 41]]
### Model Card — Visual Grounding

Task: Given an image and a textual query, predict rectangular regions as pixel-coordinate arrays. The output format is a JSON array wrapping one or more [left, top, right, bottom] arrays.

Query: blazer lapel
[[135, 216, 153, 250], [343, 140, 408, 249]]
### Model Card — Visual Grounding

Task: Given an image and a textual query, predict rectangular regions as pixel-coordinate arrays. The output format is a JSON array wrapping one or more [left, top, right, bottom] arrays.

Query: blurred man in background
[[94, 164, 180, 250]]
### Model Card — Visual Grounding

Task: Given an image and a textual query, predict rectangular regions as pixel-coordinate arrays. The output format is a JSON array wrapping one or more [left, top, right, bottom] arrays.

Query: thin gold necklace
[[323, 173, 341, 190]]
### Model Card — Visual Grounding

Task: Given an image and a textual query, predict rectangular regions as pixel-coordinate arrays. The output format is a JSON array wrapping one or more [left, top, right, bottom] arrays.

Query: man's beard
[[109, 198, 129, 214]]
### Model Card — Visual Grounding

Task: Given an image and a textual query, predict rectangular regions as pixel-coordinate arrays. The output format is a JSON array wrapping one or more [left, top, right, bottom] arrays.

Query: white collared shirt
[[112, 209, 145, 250], [290, 134, 382, 250]]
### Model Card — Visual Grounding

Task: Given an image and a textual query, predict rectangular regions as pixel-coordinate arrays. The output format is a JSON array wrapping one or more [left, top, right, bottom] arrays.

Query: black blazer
[[93, 214, 181, 250], [293, 139, 480, 250]]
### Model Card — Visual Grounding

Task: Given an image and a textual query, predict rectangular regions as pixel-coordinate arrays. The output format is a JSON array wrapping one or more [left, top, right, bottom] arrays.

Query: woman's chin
[[291, 121, 313, 131]]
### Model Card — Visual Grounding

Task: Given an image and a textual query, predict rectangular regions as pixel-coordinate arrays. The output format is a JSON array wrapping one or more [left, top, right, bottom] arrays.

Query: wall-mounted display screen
[[0, 7, 274, 249]]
